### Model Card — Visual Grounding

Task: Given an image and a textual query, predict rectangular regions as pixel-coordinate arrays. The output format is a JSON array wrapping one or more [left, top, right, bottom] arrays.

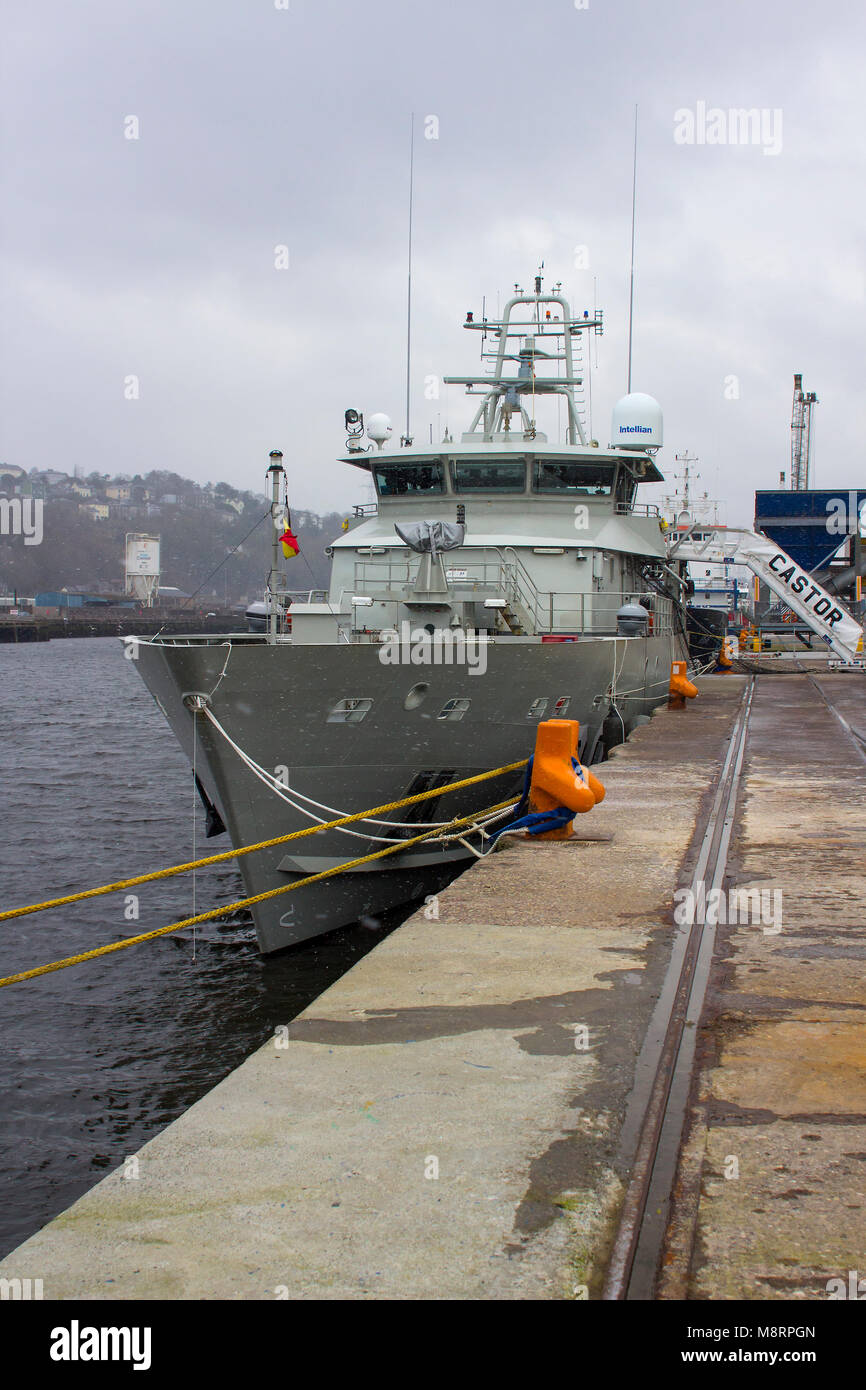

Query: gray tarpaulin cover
[[394, 521, 465, 556]]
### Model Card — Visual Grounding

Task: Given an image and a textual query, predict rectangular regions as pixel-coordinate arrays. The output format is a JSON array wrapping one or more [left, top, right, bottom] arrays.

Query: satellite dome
[[367, 413, 393, 448], [611, 393, 663, 451]]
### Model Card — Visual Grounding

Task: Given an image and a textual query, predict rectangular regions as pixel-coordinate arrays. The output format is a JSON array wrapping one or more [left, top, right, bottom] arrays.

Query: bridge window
[[533, 461, 615, 495], [327, 697, 373, 724], [374, 462, 446, 496], [450, 459, 526, 492], [437, 697, 471, 721]]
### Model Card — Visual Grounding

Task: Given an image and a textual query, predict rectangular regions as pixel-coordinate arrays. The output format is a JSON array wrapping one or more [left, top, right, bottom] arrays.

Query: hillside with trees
[[0, 465, 348, 603]]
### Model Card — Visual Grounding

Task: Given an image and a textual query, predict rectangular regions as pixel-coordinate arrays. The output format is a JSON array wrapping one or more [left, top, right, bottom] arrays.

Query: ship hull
[[133, 632, 681, 953]]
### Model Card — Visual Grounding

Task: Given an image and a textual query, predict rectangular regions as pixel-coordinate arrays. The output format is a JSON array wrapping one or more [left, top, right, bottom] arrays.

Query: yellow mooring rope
[[0, 759, 528, 924], [0, 798, 517, 988]]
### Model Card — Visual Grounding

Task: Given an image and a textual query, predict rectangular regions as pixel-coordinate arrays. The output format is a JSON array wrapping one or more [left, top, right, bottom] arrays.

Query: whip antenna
[[404, 113, 415, 445], [627, 104, 638, 393]]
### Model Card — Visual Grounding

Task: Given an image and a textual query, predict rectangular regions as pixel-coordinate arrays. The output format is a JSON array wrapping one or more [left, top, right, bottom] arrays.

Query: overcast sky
[[2, 0, 864, 523]]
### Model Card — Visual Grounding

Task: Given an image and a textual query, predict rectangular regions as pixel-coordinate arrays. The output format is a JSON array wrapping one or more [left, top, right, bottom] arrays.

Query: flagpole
[[267, 450, 284, 643]]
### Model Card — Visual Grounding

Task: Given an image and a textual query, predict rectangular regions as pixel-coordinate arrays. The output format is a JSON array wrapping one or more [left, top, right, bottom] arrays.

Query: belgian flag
[[279, 526, 299, 559]]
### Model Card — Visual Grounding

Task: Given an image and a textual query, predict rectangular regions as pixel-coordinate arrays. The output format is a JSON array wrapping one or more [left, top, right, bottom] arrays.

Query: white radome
[[367, 412, 393, 446], [611, 393, 663, 451]]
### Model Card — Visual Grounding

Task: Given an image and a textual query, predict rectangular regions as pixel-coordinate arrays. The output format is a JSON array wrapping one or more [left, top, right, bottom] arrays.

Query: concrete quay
[[661, 673, 866, 1300], [2, 672, 863, 1300]]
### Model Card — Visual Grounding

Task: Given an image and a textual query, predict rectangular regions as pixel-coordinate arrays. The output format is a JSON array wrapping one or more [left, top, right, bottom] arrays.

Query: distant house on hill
[[79, 502, 110, 520], [31, 469, 68, 487]]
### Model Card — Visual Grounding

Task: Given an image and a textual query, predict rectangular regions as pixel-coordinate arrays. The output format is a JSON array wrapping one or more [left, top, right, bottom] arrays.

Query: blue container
[[35, 591, 86, 608], [755, 489, 865, 573]]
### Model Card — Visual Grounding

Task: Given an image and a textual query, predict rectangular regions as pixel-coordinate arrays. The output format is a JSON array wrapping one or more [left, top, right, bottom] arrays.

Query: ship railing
[[492, 590, 675, 636], [274, 588, 329, 604], [497, 547, 549, 633], [351, 547, 545, 632], [614, 501, 661, 518], [351, 553, 675, 637]]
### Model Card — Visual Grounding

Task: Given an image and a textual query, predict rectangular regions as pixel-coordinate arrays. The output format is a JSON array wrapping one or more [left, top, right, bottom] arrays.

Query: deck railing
[[352, 548, 674, 637]]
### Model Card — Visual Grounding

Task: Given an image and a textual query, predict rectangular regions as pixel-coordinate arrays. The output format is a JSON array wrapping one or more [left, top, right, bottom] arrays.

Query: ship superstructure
[[132, 276, 689, 954]]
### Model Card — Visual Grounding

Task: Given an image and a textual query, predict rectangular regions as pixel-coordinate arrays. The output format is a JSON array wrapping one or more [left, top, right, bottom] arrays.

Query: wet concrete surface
[[0, 678, 748, 1299], [3, 671, 862, 1300], [660, 673, 866, 1301]]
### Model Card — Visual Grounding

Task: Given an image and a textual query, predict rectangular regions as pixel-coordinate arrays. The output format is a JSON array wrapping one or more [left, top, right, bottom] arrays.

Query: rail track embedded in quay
[[603, 677, 756, 1300]]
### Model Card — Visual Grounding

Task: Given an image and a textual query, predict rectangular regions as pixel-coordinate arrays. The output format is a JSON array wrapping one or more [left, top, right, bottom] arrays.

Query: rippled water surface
[[0, 638, 399, 1258]]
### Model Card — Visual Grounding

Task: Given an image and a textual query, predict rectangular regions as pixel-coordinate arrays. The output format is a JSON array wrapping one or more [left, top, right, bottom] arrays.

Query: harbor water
[[0, 637, 400, 1258]]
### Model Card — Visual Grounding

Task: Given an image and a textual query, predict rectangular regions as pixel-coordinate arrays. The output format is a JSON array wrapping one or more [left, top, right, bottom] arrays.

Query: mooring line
[[0, 760, 528, 925], [0, 798, 517, 989]]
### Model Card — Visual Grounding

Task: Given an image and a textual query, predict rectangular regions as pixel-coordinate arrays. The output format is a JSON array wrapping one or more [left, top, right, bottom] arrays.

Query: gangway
[[668, 526, 864, 664]]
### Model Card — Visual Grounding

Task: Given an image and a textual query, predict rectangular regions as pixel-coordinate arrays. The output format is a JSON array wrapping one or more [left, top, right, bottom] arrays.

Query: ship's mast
[[443, 275, 603, 445], [267, 450, 285, 644], [677, 450, 698, 517]]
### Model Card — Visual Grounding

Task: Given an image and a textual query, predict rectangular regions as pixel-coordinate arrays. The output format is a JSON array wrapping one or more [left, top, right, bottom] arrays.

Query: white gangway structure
[[668, 526, 864, 664]]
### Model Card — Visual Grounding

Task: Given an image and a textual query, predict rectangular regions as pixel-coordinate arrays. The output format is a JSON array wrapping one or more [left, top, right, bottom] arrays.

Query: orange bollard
[[527, 719, 605, 840], [669, 660, 698, 708]]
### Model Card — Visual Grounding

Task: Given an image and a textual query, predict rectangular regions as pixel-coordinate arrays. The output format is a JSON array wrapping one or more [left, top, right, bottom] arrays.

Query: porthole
[[404, 683, 430, 711]]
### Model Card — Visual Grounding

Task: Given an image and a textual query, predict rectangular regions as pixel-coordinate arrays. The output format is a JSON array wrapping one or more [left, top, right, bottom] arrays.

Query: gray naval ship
[[132, 274, 690, 954]]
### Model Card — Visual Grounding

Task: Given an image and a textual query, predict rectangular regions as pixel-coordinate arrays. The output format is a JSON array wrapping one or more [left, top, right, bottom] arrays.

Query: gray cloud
[[1, 0, 864, 520]]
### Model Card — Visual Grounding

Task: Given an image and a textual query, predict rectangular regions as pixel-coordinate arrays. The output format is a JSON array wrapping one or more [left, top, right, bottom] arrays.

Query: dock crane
[[790, 373, 818, 490]]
